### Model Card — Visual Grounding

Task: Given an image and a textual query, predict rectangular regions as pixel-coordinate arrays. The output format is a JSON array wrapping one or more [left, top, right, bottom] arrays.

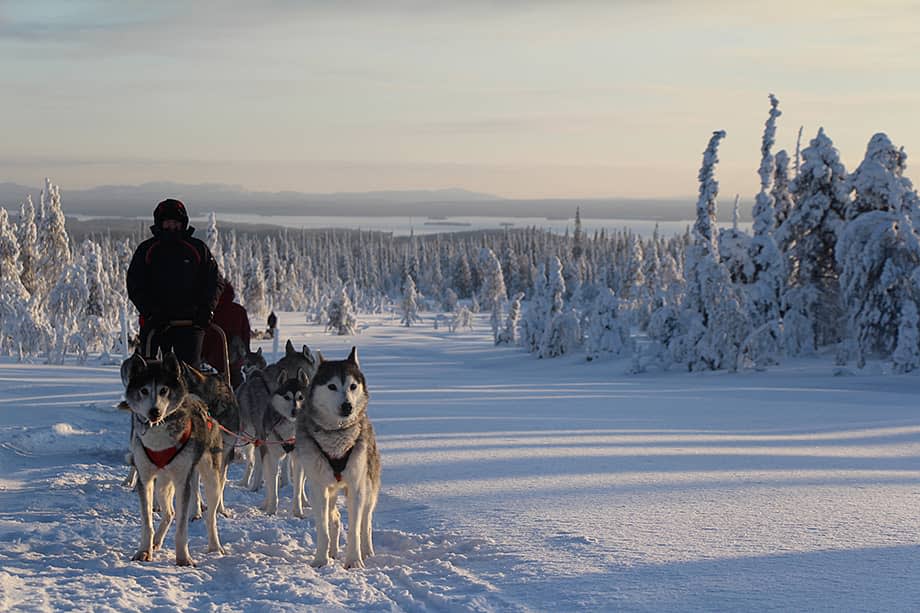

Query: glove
[[195, 310, 213, 329]]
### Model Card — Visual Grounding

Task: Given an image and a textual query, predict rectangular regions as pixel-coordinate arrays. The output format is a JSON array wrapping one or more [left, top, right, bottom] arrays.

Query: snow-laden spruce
[[538, 256, 581, 358], [326, 285, 358, 335], [777, 128, 849, 354], [36, 179, 72, 306], [742, 94, 783, 367], [838, 133, 920, 368], [478, 247, 507, 343], [400, 273, 422, 327], [667, 130, 751, 371], [584, 288, 630, 361]]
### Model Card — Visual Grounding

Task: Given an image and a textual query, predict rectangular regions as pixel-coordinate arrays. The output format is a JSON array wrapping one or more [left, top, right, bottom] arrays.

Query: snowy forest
[[1, 96, 919, 373]]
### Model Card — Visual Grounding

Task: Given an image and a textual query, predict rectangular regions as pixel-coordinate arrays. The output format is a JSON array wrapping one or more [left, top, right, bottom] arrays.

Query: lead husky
[[294, 347, 380, 569], [121, 352, 224, 566]]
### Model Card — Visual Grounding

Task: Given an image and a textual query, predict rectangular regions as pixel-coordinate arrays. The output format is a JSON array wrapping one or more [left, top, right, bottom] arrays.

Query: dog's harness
[[142, 418, 193, 469], [321, 446, 353, 482], [306, 424, 358, 482]]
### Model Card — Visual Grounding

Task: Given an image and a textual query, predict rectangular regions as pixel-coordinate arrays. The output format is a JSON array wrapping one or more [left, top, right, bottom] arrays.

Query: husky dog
[[121, 352, 224, 566], [235, 369, 273, 490], [240, 346, 268, 382], [235, 341, 317, 491], [264, 340, 318, 393], [181, 363, 240, 517], [257, 368, 309, 515], [294, 347, 380, 569]]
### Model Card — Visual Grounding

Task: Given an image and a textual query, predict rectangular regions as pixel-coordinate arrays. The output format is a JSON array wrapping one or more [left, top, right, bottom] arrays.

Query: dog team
[[119, 340, 381, 569]]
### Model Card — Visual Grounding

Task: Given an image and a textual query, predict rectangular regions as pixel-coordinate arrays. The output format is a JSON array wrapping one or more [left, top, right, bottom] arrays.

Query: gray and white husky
[[257, 368, 309, 515], [121, 352, 225, 566], [236, 340, 318, 491], [294, 347, 380, 569]]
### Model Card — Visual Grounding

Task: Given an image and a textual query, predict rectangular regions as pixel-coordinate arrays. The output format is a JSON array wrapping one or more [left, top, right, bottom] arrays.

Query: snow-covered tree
[[676, 130, 751, 371], [892, 300, 920, 373], [778, 128, 849, 354], [572, 206, 584, 259], [496, 292, 524, 345], [78, 240, 115, 353], [16, 195, 39, 296], [443, 288, 459, 312], [47, 262, 89, 364], [538, 256, 581, 358], [449, 306, 474, 333], [326, 285, 358, 335], [478, 247, 507, 343], [243, 241, 267, 318], [36, 179, 71, 304], [838, 133, 920, 367], [400, 273, 422, 326], [206, 211, 224, 272], [743, 94, 784, 366], [584, 288, 630, 360]]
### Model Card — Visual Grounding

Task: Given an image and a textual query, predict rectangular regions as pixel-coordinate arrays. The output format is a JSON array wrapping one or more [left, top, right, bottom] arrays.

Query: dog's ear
[[315, 349, 325, 365], [301, 345, 309, 358], [120, 353, 146, 387], [162, 351, 181, 379], [256, 347, 263, 356], [276, 368, 288, 386], [285, 339, 295, 355], [296, 367, 309, 387], [183, 362, 205, 384], [347, 346, 359, 367]]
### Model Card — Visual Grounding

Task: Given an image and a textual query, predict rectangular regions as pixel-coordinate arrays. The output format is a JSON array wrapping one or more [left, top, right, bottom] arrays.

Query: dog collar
[[143, 418, 193, 469]]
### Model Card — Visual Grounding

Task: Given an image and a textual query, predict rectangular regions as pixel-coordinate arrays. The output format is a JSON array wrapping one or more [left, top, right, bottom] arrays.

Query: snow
[[3, 312, 920, 611]]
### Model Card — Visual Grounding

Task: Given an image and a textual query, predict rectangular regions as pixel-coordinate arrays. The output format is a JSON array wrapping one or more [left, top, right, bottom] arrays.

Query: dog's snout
[[340, 402, 353, 417], [148, 408, 161, 422]]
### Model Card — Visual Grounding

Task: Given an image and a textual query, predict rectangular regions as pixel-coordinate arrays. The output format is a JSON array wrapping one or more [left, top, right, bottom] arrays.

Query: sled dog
[[264, 340, 318, 393], [235, 341, 317, 491], [121, 352, 224, 566], [240, 346, 268, 381], [181, 362, 240, 517], [294, 347, 380, 569], [257, 367, 309, 514]]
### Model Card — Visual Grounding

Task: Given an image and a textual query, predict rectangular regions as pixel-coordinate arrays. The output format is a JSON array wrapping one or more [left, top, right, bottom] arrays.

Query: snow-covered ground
[[2, 313, 920, 611]]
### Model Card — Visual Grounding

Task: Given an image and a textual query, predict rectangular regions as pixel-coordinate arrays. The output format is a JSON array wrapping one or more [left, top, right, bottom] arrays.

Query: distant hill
[[0, 181, 736, 222]]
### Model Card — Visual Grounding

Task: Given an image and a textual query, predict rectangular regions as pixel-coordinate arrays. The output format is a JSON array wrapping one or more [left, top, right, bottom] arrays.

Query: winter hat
[[154, 198, 189, 228]]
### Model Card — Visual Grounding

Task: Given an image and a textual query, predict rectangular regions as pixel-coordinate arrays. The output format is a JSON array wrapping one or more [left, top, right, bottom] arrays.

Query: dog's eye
[[140, 388, 149, 396], [285, 393, 293, 401], [350, 383, 358, 391], [158, 387, 169, 397], [296, 392, 304, 402], [327, 384, 337, 391]]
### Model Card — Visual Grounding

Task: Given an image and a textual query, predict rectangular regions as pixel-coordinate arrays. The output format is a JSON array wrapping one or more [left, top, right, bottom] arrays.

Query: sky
[[2, 0, 919, 200]]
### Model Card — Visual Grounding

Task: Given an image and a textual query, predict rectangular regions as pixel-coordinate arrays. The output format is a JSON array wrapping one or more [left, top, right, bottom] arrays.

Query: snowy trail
[[3, 314, 920, 610]]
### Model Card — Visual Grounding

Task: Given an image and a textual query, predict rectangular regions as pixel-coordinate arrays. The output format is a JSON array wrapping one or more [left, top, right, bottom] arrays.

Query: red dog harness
[[143, 419, 193, 468]]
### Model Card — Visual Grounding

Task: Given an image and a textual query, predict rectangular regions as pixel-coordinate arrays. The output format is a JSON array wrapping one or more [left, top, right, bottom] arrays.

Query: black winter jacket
[[126, 225, 221, 324]]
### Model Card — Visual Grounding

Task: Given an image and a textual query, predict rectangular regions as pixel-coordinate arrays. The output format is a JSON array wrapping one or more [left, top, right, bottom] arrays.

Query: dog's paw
[[208, 544, 226, 555], [344, 557, 365, 570], [310, 555, 330, 568], [175, 556, 196, 567], [132, 550, 152, 562]]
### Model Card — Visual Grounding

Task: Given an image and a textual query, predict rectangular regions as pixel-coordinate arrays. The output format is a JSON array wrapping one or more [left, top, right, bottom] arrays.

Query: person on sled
[[202, 279, 253, 388], [126, 198, 221, 367]]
